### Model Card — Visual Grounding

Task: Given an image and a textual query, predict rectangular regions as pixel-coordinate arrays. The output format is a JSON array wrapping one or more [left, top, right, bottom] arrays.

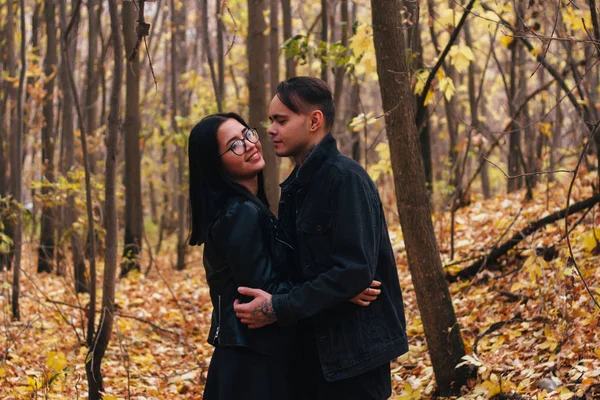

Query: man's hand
[[350, 280, 381, 306], [233, 287, 276, 329]]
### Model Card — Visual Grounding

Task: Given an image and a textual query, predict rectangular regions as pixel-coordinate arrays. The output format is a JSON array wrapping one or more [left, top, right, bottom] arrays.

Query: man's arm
[[234, 172, 381, 328]]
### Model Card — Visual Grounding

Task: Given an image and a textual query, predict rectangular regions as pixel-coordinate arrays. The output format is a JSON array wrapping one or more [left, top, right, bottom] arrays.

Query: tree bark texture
[[370, 0, 470, 395]]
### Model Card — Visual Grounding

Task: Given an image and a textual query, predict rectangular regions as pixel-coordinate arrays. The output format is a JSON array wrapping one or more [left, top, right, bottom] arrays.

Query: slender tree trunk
[[26, 1, 42, 106], [464, 21, 490, 198], [86, 0, 122, 397], [347, 1, 360, 162], [170, 0, 187, 270], [332, 0, 348, 116], [281, 0, 295, 78], [84, 0, 101, 174], [586, 0, 600, 186], [58, 0, 87, 292], [371, 0, 470, 395], [38, 0, 58, 274], [202, 0, 222, 111], [0, 0, 16, 273], [270, 0, 280, 96], [320, 0, 328, 82], [217, 0, 225, 102], [121, 0, 144, 277], [12, 0, 26, 321], [248, 0, 280, 212], [348, 81, 361, 162], [507, 42, 522, 192], [550, 83, 562, 181]]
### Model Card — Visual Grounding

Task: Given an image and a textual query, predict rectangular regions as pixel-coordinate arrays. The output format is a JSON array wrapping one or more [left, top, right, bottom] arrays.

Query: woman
[[188, 113, 379, 399]]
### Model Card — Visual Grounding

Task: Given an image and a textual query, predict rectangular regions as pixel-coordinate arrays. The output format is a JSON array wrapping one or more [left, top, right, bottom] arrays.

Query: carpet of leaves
[[1, 172, 599, 399]]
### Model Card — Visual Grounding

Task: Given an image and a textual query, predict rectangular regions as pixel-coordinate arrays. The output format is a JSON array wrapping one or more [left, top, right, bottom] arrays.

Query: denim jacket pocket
[[299, 213, 332, 267]]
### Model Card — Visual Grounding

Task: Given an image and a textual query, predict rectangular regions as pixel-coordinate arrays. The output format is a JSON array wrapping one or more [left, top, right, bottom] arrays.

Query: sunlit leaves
[[349, 112, 376, 133], [448, 45, 475, 73], [349, 22, 377, 75], [439, 76, 456, 101], [367, 142, 392, 183], [46, 351, 68, 373]]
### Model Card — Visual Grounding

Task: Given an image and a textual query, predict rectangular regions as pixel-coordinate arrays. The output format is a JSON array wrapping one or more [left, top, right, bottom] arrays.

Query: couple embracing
[[188, 76, 408, 400]]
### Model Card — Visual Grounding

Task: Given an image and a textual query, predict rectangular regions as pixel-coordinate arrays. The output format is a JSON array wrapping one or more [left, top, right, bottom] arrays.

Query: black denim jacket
[[272, 134, 409, 381], [203, 195, 295, 357]]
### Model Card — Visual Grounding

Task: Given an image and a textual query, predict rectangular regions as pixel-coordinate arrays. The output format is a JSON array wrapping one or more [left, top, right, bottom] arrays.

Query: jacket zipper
[[214, 295, 221, 344], [275, 236, 294, 250]]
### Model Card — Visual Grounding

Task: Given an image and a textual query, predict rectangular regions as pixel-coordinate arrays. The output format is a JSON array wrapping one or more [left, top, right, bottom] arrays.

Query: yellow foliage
[[500, 35, 513, 48], [349, 23, 377, 75], [437, 8, 457, 28], [46, 351, 67, 373], [539, 122, 552, 139], [439, 76, 456, 101], [395, 381, 422, 400], [582, 229, 600, 253], [449, 45, 475, 73], [413, 69, 429, 96], [367, 142, 392, 182]]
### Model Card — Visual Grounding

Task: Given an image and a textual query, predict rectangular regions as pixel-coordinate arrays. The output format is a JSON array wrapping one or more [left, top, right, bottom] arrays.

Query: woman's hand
[[350, 280, 381, 307]]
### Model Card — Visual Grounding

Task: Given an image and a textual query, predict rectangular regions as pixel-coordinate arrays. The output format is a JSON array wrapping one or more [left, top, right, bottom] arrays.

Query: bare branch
[[484, 158, 573, 179]]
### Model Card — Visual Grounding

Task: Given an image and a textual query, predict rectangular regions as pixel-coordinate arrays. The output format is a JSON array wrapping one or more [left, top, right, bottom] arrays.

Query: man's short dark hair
[[276, 76, 335, 131]]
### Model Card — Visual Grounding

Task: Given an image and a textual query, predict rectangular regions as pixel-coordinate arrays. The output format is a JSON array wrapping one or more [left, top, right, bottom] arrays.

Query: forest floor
[[1, 170, 599, 399]]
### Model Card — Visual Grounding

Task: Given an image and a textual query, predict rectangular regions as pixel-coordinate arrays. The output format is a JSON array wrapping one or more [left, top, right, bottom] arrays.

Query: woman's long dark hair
[[188, 112, 269, 246]]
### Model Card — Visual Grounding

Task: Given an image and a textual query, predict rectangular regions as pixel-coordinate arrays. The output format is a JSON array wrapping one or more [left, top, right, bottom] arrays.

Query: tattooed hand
[[233, 287, 276, 329]]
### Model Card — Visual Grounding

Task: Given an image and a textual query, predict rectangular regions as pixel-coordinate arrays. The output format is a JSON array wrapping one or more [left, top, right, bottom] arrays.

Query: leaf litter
[[1, 172, 599, 399]]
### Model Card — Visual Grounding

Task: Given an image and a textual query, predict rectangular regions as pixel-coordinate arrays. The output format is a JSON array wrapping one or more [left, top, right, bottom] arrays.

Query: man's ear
[[309, 110, 325, 132]]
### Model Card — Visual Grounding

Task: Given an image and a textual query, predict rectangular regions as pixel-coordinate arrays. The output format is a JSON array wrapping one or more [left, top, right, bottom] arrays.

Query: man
[[233, 77, 408, 399]]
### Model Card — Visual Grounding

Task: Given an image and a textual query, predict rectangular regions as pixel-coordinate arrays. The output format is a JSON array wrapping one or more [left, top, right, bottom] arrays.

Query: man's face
[[267, 95, 312, 158]]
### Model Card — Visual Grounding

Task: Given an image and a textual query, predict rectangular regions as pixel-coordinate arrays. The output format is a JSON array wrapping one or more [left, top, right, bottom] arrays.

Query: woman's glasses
[[220, 128, 260, 156]]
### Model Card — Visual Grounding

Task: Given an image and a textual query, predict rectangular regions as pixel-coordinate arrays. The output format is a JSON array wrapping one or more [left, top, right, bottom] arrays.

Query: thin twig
[[1, 315, 40, 365], [223, 5, 237, 56], [46, 299, 180, 336], [484, 158, 573, 179]]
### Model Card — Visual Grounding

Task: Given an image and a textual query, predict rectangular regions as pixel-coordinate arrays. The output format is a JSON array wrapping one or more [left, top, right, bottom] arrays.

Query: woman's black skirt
[[202, 346, 293, 400]]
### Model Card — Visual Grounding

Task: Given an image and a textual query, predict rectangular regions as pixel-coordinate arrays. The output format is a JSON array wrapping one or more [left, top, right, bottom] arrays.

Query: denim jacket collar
[[281, 134, 338, 190]]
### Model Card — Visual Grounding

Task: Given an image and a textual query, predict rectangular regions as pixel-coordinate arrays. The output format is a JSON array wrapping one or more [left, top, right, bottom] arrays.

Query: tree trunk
[[348, 81, 361, 162], [26, 1, 42, 106], [86, 0, 122, 397], [507, 42, 522, 192], [11, 0, 26, 320], [270, 0, 280, 96], [370, 0, 470, 395], [121, 0, 144, 277], [332, 0, 348, 117], [58, 0, 87, 293], [202, 0, 222, 111], [248, 0, 280, 212], [170, 0, 187, 270], [84, 0, 101, 174], [281, 0, 295, 78], [0, 0, 17, 273], [217, 0, 225, 102], [550, 83, 562, 181], [585, 0, 600, 187], [38, 0, 58, 274], [464, 20, 490, 198], [410, 3, 433, 194], [320, 0, 328, 82]]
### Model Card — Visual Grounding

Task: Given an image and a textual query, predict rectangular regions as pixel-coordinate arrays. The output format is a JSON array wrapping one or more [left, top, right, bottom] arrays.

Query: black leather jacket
[[202, 194, 295, 357], [272, 134, 408, 380]]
